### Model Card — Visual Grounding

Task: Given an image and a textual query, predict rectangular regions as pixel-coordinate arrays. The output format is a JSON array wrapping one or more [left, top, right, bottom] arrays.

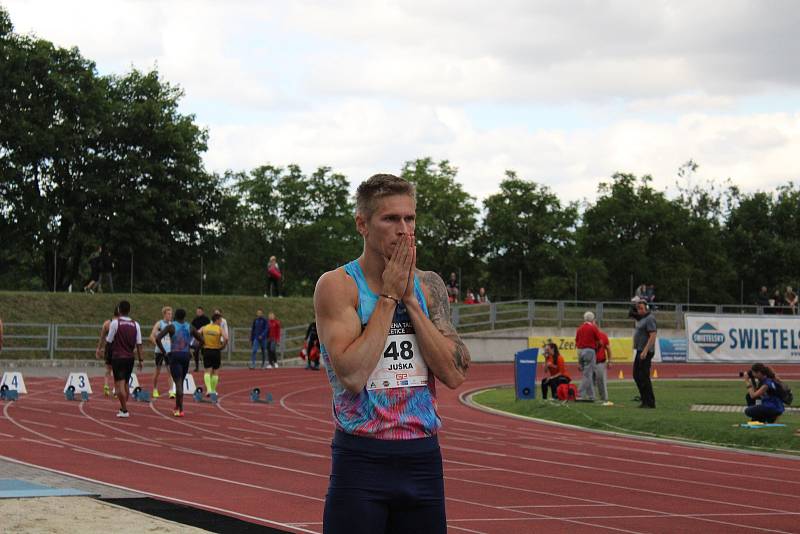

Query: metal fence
[[451, 300, 796, 332], [1, 300, 796, 359], [0, 322, 309, 362]]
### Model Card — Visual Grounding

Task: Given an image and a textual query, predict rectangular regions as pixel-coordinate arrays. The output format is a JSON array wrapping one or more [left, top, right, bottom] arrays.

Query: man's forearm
[[329, 297, 396, 393]]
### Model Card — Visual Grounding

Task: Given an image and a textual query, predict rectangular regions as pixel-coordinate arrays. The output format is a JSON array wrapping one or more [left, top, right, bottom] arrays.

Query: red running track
[[1, 363, 799, 533]]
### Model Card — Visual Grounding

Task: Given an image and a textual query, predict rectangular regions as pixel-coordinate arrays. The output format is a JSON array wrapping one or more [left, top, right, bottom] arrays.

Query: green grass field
[[472, 380, 800, 455]]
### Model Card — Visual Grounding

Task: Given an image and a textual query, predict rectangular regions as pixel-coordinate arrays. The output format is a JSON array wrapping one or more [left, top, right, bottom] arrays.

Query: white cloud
[[4, 0, 800, 204]]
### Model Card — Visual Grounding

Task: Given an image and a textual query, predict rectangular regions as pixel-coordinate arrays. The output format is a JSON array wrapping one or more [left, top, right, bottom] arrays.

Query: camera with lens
[[739, 370, 754, 379]]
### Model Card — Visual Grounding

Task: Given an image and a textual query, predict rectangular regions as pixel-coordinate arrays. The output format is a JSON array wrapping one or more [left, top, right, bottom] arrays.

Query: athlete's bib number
[[367, 332, 428, 391]]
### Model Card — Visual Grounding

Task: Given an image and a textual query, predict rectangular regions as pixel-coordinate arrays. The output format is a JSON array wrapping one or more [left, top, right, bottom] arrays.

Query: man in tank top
[[314, 173, 471, 534]]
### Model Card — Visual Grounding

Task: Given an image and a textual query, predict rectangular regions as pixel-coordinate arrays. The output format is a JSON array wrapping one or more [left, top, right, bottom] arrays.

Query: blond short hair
[[161, 306, 172, 317], [356, 174, 416, 219]]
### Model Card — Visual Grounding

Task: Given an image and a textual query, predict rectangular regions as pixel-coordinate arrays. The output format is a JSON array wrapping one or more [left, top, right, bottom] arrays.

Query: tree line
[[1, 9, 797, 304]]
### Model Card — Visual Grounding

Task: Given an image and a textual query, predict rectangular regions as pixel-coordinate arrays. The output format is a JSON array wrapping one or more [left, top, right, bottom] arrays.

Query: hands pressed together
[[381, 234, 417, 305]]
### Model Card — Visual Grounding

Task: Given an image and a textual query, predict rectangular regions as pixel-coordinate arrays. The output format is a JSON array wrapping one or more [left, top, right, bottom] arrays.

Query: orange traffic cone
[[652, 368, 658, 379], [618, 370, 624, 380]]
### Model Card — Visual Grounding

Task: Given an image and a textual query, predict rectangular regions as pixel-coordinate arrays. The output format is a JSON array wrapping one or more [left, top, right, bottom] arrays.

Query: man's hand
[[382, 234, 413, 301], [402, 235, 419, 306]]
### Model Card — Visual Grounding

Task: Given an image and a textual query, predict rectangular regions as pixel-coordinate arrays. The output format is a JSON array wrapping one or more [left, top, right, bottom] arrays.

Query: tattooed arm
[[403, 270, 470, 389]]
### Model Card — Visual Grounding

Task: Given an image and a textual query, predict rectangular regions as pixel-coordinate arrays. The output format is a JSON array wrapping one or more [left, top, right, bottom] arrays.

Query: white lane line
[[114, 437, 163, 448], [20, 437, 63, 448], [20, 420, 58, 429], [68, 428, 107, 438]]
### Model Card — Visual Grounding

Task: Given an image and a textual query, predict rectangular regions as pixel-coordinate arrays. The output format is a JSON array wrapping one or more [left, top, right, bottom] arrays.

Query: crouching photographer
[[743, 363, 785, 423]]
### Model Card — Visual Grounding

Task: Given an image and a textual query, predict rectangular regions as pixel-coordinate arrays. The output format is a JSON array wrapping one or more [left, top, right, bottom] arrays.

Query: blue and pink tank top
[[170, 321, 192, 355], [321, 259, 441, 440]]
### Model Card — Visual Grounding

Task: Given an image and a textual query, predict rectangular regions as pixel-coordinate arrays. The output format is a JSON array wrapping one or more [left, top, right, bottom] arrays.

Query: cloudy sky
[[5, 0, 800, 202]]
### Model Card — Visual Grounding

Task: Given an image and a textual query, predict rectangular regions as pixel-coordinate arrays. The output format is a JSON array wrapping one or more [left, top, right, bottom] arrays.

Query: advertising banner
[[685, 313, 800, 362], [657, 338, 688, 362], [528, 336, 633, 362]]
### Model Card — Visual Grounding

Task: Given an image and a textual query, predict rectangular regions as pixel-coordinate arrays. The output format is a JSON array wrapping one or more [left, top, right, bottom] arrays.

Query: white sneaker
[[116, 410, 130, 418], [273, 362, 279, 368]]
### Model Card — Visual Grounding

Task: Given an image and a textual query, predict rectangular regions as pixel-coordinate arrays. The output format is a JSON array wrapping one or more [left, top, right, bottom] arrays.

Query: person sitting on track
[[199, 313, 227, 397], [744, 363, 786, 423], [96, 305, 120, 397], [105, 300, 143, 417], [148, 306, 174, 399], [156, 308, 202, 417], [541, 342, 571, 400]]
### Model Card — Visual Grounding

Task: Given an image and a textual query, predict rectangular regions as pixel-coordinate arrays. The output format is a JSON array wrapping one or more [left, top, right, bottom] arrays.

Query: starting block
[[0, 385, 19, 401], [192, 386, 215, 403], [250, 387, 273, 403], [64, 385, 89, 402], [132, 387, 150, 402]]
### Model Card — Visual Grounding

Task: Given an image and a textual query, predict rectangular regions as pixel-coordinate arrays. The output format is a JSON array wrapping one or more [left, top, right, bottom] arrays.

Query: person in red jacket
[[541, 342, 570, 399], [267, 311, 281, 368], [593, 321, 612, 405], [575, 311, 601, 401]]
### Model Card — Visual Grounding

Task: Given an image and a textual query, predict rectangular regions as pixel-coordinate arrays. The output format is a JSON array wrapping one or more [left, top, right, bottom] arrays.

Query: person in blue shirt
[[250, 308, 269, 369], [744, 363, 785, 423]]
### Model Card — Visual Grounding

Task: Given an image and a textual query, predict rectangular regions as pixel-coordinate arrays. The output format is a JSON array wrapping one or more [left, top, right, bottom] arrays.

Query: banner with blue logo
[[685, 313, 800, 362], [657, 338, 687, 362]]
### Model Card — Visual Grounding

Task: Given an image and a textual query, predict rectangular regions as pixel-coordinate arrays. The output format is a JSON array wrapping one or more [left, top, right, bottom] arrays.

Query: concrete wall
[[463, 326, 684, 362]]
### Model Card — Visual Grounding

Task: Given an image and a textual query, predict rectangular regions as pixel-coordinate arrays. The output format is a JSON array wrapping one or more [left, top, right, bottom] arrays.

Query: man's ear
[[355, 213, 368, 237]]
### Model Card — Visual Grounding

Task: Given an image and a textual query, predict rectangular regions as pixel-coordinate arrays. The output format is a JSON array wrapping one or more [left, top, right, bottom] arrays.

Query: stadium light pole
[[52, 246, 57, 293], [200, 255, 204, 296], [129, 250, 134, 294]]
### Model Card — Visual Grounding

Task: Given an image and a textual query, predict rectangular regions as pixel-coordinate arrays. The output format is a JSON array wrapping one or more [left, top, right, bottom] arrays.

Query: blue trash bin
[[514, 348, 539, 400]]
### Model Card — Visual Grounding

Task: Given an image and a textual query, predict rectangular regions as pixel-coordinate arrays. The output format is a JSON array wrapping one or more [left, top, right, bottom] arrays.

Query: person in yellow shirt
[[198, 313, 226, 396]]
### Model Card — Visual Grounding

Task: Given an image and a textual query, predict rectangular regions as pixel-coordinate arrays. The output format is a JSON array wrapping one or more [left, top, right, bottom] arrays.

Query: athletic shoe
[[116, 410, 129, 418], [169, 392, 176, 399], [173, 410, 184, 417], [602, 401, 614, 406], [103, 385, 110, 397], [274, 362, 279, 368], [152, 389, 160, 399]]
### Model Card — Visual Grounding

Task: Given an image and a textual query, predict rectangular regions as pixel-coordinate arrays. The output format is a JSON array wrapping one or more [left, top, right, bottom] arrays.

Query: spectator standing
[[772, 290, 784, 314], [446, 272, 459, 303], [633, 301, 657, 408], [476, 287, 490, 304], [190, 307, 211, 373], [250, 308, 269, 369], [645, 284, 655, 303], [634, 284, 647, 301], [267, 311, 281, 368], [267, 256, 282, 297], [303, 321, 320, 370], [83, 246, 102, 293], [541, 342, 570, 399], [464, 288, 476, 304], [593, 322, 612, 405], [575, 311, 601, 401], [785, 286, 798, 315], [97, 246, 114, 293], [756, 286, 770, 311]]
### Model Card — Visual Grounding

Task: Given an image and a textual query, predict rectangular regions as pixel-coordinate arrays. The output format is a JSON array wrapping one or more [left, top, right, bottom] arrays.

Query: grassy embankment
[[473, 380, 800, 455], [0, 291, 315, 360]]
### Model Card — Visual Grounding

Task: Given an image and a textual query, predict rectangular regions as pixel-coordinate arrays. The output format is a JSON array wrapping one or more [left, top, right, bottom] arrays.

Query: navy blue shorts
[[323, 430, 446, 534]]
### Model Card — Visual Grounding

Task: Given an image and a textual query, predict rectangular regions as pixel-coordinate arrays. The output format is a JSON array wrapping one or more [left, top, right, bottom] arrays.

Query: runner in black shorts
[[198, 313, 226, 396], [95, 305, 120, 397], [105, 300, 143, 418]]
